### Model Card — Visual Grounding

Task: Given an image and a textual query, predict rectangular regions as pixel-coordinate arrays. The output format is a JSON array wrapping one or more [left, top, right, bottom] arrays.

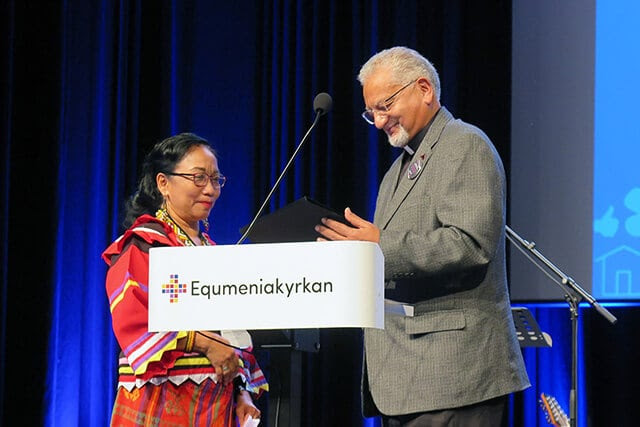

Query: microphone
[[237, 93, 333, 244], [313, 92, 333, 116]]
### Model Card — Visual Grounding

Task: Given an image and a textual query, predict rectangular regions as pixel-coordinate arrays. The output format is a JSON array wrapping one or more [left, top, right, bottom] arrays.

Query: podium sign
[[148, 240, 384, 331]]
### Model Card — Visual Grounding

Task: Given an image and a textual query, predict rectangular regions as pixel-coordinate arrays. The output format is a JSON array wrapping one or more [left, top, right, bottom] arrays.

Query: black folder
[[239, 196, 347, 243]]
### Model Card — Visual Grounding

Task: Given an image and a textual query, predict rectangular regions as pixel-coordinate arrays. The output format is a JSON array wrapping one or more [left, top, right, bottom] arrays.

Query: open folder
[[239, 196, 347, 243]]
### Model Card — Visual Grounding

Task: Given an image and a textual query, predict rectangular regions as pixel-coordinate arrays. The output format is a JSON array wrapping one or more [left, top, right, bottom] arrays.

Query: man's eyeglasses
[[361, 79, 417, 125], [165, 172, 226, 188]]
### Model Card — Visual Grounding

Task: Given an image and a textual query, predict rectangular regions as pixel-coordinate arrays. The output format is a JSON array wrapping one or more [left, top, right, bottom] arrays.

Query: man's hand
[[315, 207, 380, 243]]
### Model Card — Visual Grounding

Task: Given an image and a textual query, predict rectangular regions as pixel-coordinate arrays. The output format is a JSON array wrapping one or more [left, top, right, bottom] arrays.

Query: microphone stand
[[505, 225, 617, 427]]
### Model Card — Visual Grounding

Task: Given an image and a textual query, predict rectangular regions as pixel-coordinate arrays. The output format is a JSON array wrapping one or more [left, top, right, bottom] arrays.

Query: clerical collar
[[403, 108, 440, 156]]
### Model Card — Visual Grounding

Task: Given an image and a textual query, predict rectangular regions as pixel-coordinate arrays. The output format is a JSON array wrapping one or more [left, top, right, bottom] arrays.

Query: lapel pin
[[407, 157, 423, 180]]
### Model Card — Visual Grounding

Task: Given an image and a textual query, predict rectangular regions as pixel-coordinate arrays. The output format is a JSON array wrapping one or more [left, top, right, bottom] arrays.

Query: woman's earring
[[202, 217, 209, 232]]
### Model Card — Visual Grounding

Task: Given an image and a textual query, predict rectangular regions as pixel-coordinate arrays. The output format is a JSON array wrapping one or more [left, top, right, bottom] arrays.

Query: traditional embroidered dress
[[103, 213, 268, 426]]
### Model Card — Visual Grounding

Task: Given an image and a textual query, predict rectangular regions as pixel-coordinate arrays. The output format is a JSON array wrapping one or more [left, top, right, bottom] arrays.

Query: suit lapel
[[380, 107, 453, 229], [377, 156, 403, 221]]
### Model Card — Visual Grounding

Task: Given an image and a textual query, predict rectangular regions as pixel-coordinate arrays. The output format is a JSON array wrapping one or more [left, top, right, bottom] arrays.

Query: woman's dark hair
[[122, 132, 215, 228]]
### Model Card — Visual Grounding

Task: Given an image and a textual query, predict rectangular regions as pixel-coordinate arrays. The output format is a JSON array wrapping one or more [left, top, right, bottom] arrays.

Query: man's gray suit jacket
[[363, 107, 530, 416]]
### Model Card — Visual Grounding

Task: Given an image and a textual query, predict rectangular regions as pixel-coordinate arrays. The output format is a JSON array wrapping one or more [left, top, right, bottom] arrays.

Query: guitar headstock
[[539, 392, 570, 427]]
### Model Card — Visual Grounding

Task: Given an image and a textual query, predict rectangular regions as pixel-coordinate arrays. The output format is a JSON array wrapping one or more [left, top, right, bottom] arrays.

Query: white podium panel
[[148, 240, 384, 331]]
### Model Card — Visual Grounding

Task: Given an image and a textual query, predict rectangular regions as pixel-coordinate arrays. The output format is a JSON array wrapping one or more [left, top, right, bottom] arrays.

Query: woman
[[103, 133, 267, 426]]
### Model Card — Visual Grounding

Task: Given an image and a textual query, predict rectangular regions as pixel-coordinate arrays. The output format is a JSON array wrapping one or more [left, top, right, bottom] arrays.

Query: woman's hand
[[192, 331, 239, 385], [236, 390, 261, 425]]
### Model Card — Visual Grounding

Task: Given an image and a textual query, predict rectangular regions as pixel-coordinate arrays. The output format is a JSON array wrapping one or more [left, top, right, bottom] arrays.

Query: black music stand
[[512, 307, 552, 348]]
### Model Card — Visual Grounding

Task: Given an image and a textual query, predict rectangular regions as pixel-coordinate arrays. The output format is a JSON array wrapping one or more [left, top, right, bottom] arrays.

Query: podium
[[148, 241, 384, 331], [148, 239, 384, 426]]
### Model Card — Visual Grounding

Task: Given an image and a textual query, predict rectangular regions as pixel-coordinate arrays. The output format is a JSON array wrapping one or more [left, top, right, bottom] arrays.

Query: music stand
[[512, 307, 552, 348]]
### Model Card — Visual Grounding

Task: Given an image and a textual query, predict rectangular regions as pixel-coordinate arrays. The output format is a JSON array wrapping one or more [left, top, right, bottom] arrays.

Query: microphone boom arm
[[505, 225, 616, 324]]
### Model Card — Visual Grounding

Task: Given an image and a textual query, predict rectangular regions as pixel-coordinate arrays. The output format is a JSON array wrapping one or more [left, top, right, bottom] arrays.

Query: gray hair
[[358, 46, 441, 101]]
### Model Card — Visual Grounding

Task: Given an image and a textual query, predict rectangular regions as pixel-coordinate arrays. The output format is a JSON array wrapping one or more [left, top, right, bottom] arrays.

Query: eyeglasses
[[165, 172, 226, 188], [361, 79, 417, 125]]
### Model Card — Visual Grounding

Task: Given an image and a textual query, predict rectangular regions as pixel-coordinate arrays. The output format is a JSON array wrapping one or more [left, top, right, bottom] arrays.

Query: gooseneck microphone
[[312, 92, 332, 116], [236, 93, 333, 244]]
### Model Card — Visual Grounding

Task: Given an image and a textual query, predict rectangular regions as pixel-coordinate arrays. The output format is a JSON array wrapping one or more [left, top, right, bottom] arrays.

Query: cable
[[506, 233, 567, 288]]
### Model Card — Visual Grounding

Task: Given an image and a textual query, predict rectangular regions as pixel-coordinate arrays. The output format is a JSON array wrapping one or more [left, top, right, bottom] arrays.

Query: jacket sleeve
[[104, 223, 188, 378]]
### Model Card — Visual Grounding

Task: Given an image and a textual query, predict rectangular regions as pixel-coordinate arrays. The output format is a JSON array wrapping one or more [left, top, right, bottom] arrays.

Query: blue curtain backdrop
[[46, 1, 135, 423], [1, 1, 637, 426]]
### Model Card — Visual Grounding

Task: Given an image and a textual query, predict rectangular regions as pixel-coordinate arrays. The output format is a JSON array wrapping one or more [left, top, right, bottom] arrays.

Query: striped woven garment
[[103, 215, 268, 426], [110, 378, 235, 427]]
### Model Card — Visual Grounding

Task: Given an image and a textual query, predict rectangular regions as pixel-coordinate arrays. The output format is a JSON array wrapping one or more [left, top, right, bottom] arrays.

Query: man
[[315, 47, 530, 426]]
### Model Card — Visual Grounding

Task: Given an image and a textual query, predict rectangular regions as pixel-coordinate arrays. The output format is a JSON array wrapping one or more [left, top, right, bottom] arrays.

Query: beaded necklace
[[155, 208, 209, 247]]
